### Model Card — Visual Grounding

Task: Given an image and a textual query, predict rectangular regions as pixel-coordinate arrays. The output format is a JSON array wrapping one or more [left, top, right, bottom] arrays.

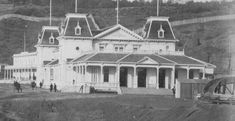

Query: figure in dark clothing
[[54, 83, 57, 92], [172, 86, 176, 96], [39, 82, 43, 88], [50, 83, 53, 92]]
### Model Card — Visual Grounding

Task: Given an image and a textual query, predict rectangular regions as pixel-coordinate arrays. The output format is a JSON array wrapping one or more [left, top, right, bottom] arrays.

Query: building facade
[[5, 13, 215, 94]]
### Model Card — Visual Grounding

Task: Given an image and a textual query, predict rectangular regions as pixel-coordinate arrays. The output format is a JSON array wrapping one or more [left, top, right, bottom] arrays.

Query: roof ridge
[[184, 55, 216, 68], [116, 53, 132, 63], [153, 54, 177, 64]]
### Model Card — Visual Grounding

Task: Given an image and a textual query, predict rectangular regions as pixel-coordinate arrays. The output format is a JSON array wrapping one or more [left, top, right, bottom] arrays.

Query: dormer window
[[49, 33, 55, 44], [75, 21, 82, 35], [158, 24, 165, 38]]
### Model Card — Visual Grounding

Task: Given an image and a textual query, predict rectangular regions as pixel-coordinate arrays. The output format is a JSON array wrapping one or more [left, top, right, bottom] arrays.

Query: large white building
[[4, 12, 215, 94]]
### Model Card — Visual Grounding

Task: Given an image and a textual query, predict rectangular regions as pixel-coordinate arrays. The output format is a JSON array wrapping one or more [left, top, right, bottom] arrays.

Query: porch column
[[116, 65, 120, 88], [84, 65, 87, 82], [6, 69, 8, 80], [202, 68, 206, 79], [9, 70, 12, 80], [186, 67, 190, 79], [4, 70, 6, 80], [156, 67, 159, 89], [100, 65, 103, 83], [133, 66, 137, 88], [171, 66, 175, 89]]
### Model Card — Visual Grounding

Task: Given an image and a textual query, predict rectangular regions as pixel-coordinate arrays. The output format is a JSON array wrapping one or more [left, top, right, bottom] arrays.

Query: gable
[[95, 25, 143, 40], [100, 28, 140, 40], [138, 57, 158, 64]]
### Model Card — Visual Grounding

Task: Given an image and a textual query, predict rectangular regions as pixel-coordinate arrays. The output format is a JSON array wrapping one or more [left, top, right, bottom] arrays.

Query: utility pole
[[50, 0, 52, 26], [23, 25, 27, 52], [157, 0, 159, 16], [116, 0, 119, 25], [75, 0, 78, 13]]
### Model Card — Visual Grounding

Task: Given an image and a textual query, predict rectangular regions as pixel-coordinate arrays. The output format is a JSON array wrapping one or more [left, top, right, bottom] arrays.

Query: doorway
[[120, 67, 128, 87], [159, 69, 165, 88], [138, 68, 146, 87]]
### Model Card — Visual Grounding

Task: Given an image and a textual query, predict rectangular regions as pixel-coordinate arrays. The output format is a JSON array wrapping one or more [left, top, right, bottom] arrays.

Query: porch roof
[[71, 52, 212, 67], [161, 55, 205, 65], [86, 53, 128, 62], [119, 54, 174, 64]]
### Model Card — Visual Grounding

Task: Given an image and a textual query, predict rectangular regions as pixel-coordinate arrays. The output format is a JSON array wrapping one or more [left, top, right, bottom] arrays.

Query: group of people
[[50, 83, 57, 92]]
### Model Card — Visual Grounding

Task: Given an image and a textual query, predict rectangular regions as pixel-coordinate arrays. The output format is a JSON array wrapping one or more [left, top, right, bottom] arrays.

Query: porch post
[[6, 69, 8, 80], [116, 65, 120, 88], [4, 70, 6, 80], [9, 70, 12, 80], [171, 66, 175, 89], [186, 67, 190, 79], [202, 68, 206, 79], [100, 64, 103, 83], [156, 67, 159, 89], [84, 65, 87, 82], [133, 66, 137, 88]]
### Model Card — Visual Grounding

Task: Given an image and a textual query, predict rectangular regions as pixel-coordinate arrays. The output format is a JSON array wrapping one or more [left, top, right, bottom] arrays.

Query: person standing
[[54, 83, 57, 92], [50, 83, 53, 92]]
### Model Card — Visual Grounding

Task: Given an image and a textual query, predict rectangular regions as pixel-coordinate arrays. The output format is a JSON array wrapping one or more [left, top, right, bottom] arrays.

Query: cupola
[[60, 13, 100, 37], [141, 16, 177, 41], [36, 26, 59, 46]]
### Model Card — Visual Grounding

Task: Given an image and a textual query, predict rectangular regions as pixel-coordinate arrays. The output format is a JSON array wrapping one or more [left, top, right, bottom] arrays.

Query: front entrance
[[159, 69, 165, 88], [138, 68, 146, 87], [120, 67, 128, 87]]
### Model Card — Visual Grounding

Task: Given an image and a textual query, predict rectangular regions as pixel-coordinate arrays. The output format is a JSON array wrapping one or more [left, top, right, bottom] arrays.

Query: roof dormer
[[60, 13, 100, 37], [36, 26, 59, 46], [142, 16, 177, 41]]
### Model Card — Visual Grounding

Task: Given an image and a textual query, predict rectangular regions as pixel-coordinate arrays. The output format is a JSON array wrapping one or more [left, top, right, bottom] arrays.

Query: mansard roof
[[141, 16, 176, 41], [61, 13, 100, 37], [37, 26, 59, 46]]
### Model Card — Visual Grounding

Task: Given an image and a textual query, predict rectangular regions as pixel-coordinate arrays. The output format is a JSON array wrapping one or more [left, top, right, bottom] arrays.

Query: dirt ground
[[0, 83, 234, 121]]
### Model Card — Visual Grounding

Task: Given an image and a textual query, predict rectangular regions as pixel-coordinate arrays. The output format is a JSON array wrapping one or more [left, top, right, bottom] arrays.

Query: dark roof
[[87, 15, 98, 31], [87, 53, 127, 62], [120, 54, 174, 64], [73, 53, 94, 62], [49, 60, 59, 65], [43, 61, 51, 65], [70, 53, 209, 66], [162, 55, 203, 65], [146, 21, 175, 40], [65, 17, 92, 37]]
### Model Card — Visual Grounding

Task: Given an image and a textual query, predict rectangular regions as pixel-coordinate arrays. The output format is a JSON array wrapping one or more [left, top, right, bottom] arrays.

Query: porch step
[[120, 87, 173, 95]]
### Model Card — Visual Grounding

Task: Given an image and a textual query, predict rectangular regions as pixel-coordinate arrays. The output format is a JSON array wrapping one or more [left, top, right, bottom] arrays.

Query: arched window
[[75, 21, 82, 35], [158, 24, 165, 38], [49, 33, 55, 44]]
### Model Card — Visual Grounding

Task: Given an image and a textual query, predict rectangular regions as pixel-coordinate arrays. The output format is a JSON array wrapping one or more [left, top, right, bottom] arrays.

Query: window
[[76, 47, 79, 51], [99, 46, 104, 51], [115, 47, 118, 52], [50, 68, 54, 80], [166, 45, 169, 50], [49, 33, 55, 44], [158, 24, 165, 38], [133, 45, 141, 52], [114, 44, 126, 52], [75, 21, 82, 35], [103, 67, 109, 82], [99, 43, 107, 51]]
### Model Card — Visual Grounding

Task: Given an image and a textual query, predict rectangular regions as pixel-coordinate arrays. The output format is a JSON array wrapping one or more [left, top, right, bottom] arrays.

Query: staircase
[[120, 87, 173, 95]]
